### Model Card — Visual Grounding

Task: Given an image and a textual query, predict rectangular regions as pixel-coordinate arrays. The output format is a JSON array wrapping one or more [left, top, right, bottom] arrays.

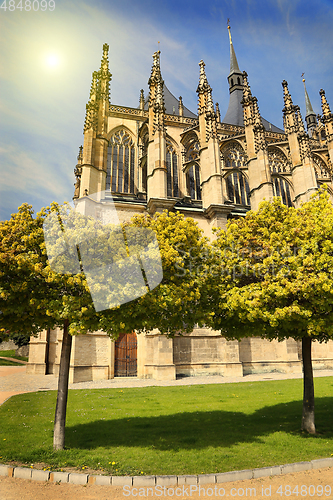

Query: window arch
[[313, 155, 331, 181], [268, 147, 290, 173], [106, 129, 135, 194], [225, 171, 250, 205], [166, 139, 179, 198], [272, 177, 293, 207], [186, 163, 201, 200], [185, 140, 199, 162], [222, 142, 246, 170]]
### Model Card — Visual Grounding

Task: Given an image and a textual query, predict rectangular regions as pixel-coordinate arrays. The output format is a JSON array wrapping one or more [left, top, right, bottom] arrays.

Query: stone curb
[[0, 458, 332, 486]]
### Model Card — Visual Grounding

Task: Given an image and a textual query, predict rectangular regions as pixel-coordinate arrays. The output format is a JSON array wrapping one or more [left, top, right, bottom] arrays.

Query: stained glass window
[[106, 130, 135, 194], [166, 140, 179, 198], [226, 171, 250, 205]]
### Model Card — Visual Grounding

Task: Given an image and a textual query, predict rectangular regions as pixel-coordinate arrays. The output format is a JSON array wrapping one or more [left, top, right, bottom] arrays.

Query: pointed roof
[[222, 25, 283, 133], [221, 86, 284, 133], [302, 77, 315, 116], [227, 24, 241, 75], [222, 88, 244, 126], [144, 82, 196, 118]]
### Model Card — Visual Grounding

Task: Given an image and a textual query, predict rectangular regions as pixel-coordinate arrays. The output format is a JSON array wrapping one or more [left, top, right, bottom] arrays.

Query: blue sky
[[1, 0, 333, 221]]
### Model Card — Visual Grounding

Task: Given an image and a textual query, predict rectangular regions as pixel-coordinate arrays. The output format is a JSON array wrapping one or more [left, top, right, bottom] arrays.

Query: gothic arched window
[[106, 130, 135, 194], [186, 163, 201, 200], [166, 139, 179, 198], [268, 148, 290, 173], [226, 171, 250, 205], [222, 142, 246, 169], [272, 177, 293, 207], [313, 155, 331, 181], [186, 141, 200, 162]]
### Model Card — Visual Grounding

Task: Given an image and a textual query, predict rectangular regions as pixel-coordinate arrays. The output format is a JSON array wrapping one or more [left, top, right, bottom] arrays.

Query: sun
[[45, 54, 60, 68]]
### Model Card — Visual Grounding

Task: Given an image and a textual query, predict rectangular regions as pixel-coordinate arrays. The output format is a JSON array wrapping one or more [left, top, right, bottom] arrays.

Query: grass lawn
[[0, 378, 332, 476], [0, 359, 25, 366], [0, 350, 28, 363]]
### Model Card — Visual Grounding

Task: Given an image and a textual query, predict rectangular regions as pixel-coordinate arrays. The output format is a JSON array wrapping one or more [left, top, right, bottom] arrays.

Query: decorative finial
[[242, 71, 252, 100], [227, 18, 232, 44], [302, 74, 315, 117], [320, 89, 333, 121], [215, 102, 221, 122], [139, 89, 145, 110], [282, 80, 294, 111], [77, 145, 83, 162], [179, 96, 184, 117], [197, 60, 209, 92]]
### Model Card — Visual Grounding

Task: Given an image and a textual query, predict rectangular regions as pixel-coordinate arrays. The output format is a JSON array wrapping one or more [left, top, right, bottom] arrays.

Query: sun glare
[[45, 54, 60, 68]]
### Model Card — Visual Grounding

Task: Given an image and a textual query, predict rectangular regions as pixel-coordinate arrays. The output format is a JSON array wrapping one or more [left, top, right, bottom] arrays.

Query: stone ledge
[[68, 472, 88, 484], [13, 467, 32, 479], [252, 465, 282, 478], [0, 458, 332, 486]]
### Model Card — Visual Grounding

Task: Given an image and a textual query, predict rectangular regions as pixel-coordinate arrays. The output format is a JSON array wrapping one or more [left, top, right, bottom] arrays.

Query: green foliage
[[9, 332, 30, 347], [0, 380, 332, 475], [0, 203, 97, 338], [206, 188, 333, 342], [98, 211, 209, 337], [0, 349, 28, 361], [0, 203, 209, 340]]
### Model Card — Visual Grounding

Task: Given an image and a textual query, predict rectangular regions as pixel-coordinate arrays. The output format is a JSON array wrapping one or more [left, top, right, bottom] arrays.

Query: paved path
[[1, 366, 333, 405]]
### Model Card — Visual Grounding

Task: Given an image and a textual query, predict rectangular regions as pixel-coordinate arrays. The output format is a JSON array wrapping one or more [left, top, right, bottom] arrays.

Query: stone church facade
[[28, 27, 333, 382]]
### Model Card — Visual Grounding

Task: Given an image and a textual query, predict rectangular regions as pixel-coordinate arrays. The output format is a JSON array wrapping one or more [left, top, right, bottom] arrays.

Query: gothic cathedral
[[28, 27, 333, 382]]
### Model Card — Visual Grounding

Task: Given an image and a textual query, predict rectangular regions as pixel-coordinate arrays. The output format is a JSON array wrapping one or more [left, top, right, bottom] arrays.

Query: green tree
[[205, 188, 333, 434], [0, 203, 101, 449], [0, 203, 208, 449]]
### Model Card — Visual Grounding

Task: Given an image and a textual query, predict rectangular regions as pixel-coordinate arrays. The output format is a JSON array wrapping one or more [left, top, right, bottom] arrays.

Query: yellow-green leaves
[[207, 188, 333, 342]]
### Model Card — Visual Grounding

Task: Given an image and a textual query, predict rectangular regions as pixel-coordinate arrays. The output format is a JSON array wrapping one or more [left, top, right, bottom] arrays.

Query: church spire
[[227, 20, 240, 74], [302, 74, 317, 136], [222, 21, 244, 126], [226, 21, 243, 93]]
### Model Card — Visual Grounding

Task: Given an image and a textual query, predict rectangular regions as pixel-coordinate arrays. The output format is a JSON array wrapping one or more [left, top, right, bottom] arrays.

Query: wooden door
[[114, 332, 137, 377]]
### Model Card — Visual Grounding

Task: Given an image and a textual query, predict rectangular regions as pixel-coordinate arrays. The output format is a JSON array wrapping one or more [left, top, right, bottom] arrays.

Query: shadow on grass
[[65, 397, 333, 451]]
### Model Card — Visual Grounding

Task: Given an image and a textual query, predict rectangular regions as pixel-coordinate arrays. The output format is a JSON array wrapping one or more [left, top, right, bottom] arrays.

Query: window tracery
[[313, 155, 331, 181], [166, 139, 179, 198], [186, 163, 201, 200], [268, 148, 290, 173], [185, 141, 199, 162], [225, 171, 250, 205], [221, 142, 246, 169], [106, 129, 135, 194], [272, 176, 293, 207]]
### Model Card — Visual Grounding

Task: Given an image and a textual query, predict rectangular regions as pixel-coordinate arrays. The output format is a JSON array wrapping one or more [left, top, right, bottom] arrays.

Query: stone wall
[[0, 340, 16, 350]]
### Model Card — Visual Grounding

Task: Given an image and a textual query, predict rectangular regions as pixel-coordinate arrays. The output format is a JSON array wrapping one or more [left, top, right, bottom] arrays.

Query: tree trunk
[[301, 337, 316, 434], [53, 319, 72, 450]]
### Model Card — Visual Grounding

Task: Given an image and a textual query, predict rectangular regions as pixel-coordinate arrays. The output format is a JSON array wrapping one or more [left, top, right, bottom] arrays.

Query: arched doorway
[[114, 333, 137, 377]]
